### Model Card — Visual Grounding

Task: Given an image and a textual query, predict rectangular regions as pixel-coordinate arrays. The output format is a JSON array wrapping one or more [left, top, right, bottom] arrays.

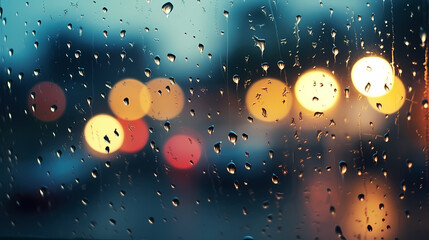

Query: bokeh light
[[367, 76, 406, 114], [84, 114, 124, 154], [245, 78, 293, 122], [27, 81, 66, 122], [118, 118, 149, 153], [108, 78, 151, 120], [294, 69, 339, 112], [163, 135, 202, 169], [351, 56, 394, 97], [343, 180, 399, 239], [146, 78, 185, 120]]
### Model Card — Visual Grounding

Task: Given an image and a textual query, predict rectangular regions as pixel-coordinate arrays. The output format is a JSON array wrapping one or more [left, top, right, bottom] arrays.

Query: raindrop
[[245, 162, 252, 170], [339, 161, 347, 174], [198, 43, 204, 53], [268, 150, 274, 159], [227, 162, 236, 174], [296, 15, 302, 24], [123, 97, 129, 106], [50, 105, 57, 112], [224, 10, 229, 19], [91, 168, 98, 178], [261, 62, 269, 74], [344, 88, 350, 98], [120, 30, 126, 38], [228, 131, 238, 145], [335, 225, 343, 237], [144, 68, 151, 77], [208, 125, 215, 134], [154, 55, 161, 65], [172, 197, 179, 207], [277, 60, 285, 70], [252, 36, 266, 56], [214, 141, 221, 154], [271, 173, 279, 184], [232, 74, 240, 85], [420, 27, 426, 47], [167, 53, 176, 62], [164, 121, 171, 132], [161, 2, 173, 17], [384, 132, 389, 142], [358, 193, 365, 201], [39, 186, 48, 197], [74, 50, 81, 59], [422, 99, 428, 108], [365, 82, 371, 92], [109, 219, 116, 226]]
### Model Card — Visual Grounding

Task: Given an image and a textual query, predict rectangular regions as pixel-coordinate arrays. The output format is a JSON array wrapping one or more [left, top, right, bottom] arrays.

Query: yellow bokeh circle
[[146, 78, 185, 120], [108, 78, 151, 120], [294, 70, 339, 112], [84, 114, 124, 154], [245, 78, 293, 122], [367, 76, 405, 114], [351, 56, 394, 97]]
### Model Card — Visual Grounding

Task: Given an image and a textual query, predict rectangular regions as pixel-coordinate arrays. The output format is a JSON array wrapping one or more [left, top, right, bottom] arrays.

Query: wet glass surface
[[0, 0, 429, 239]]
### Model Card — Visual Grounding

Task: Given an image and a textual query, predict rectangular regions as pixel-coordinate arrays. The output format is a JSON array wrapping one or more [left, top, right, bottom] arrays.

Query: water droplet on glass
[[214, 141, 221, 154], [271, 173, 279, 184], [227, 162, 236, 174], [198, 43, 204, 53], [420, 27, 426, 47], [164, 121, 171, 132], [167, 53, 176, 62], [208, 125, 215, 135], [172, 197, 179, 207], [358, 193, 365, 201], [161, 2, 173, 17], [91, 168, 98, 178], [384, 132, 389, 142], [154, 55, 161, 65], [261, 62, 269, 74], [123, 97, 129, 106], [228, 131, 238, 145], [50, 105, 57, 112], [120, 30, 126, 38], [224, 10, 229, 19], [40, 186, 48, 197], [268, 150, 274, 159], [277, 60, 285, 70], [252, 36, 266, 56], [344, 88, 350, 98], [339, 160, 347, 174], [365, 82, 371, 92]]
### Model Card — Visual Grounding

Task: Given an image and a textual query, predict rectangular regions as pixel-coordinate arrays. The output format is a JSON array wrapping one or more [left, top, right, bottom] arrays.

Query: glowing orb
[[163, 135, 201, 169], [118, 118, 149, 153], [84, 114, 124, 154], [28, 82, 66, 122], [351, 56, 394, 97], [146, 78, 184, 120], [108, 79, 151, 120], [367, 76, 405, 114], [294, 70, 339, 112], [245, 78, 293, 122]]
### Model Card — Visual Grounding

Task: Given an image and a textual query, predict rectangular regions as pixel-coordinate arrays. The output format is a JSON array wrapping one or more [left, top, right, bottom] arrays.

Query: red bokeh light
[[27, 82, 66, 122], [163, 135, 202, 169], [118, 118, 149, 153]]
